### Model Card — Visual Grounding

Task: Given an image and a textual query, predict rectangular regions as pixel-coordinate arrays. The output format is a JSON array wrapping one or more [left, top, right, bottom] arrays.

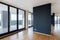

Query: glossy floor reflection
[[1, 27, 33, 40], [54, 24, 60, 40], [1, 27, 53, 40]]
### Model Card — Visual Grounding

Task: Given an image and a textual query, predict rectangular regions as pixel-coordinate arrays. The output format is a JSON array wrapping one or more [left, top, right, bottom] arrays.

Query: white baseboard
[[34, 32, 52, 36]]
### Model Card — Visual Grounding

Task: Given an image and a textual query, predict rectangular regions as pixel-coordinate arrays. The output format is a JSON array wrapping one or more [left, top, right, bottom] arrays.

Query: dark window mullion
[[8, 5, 10, 32], [24, 11, 26, 29], [17, 8, 18, 30]]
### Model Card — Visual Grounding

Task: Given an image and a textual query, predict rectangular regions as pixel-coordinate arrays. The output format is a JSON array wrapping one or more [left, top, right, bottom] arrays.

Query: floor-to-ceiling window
[[55, 16, 60, 32], [0, 3, 8, 34], [0, 2, 26, 37], [18, 10, 24, 29], [10, 7, 17, 31], [28, 13, 33, 27]]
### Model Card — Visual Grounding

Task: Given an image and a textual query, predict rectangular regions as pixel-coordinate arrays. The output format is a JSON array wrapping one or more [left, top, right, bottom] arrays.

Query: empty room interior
[[0, 0, 60, 40]]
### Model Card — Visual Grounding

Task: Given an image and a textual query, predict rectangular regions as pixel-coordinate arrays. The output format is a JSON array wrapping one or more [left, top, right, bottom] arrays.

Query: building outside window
[[0, 4, 8, 34]]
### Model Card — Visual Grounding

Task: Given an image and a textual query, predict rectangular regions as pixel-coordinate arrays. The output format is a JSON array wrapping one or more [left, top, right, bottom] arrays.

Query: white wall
[[0, 0, 33, 12], [51, 0, 60, 16]]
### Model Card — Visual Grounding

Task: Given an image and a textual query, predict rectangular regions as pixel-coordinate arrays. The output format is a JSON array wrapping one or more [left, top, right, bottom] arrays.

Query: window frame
[[0, 2, 26, 38], [18, 9, 25, 29]]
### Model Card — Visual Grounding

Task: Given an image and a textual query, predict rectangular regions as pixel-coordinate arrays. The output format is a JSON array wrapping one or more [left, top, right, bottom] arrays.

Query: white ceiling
[[33, 0, 51, 7]]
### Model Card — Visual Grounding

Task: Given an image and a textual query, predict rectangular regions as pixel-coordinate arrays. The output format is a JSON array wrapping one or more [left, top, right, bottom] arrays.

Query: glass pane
[[59, 16, 60, 24], [55, 16, 58, 24], [55, 16, 60, 31], [0, 4, 8, 34], [10, 7, 17, 31], [28, 13, 33, 26], [18, 10, 24, 29], [58, 16, 60, 30]]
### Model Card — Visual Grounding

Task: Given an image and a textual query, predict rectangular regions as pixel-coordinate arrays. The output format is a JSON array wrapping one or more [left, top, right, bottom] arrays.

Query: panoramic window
[[28, 13, 33, 27], [0, 4, 8, 34], [10, 7, 17, 31], [18, 10, 24, 29]]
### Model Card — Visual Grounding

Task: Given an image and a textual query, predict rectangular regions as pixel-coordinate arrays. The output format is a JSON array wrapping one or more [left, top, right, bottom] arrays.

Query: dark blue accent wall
[[33, 4, 51, 34]]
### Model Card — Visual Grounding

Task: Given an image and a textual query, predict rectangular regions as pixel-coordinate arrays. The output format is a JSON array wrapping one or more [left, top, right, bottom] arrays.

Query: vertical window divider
[[8, 5, 10, 32], [24, 11, 26, 29], [17, 8, 18, 30]]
